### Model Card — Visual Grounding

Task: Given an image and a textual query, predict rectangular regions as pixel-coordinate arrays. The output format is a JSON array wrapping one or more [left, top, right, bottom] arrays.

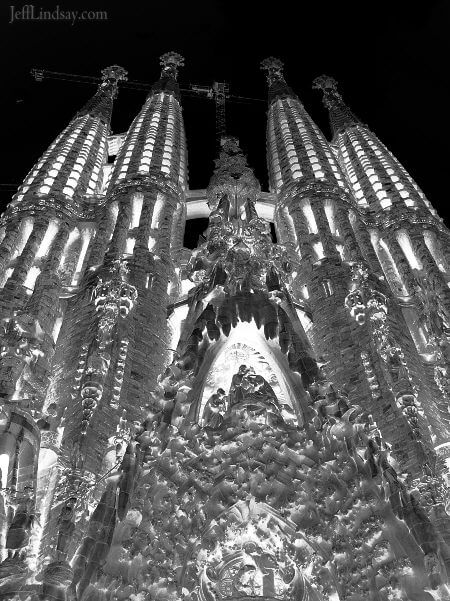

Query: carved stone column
[[0, 220, 22, 275], [85, 201, 118, 270], [7, 221, 49, 286], [310, 200, 339, 259], [351, 219, 384, 277], [288, 205, 313, 262], [384, 233, 414, 294], [103, 196, 132, 262], [410, 230, 450, 316], [335, 204, 364, 262]]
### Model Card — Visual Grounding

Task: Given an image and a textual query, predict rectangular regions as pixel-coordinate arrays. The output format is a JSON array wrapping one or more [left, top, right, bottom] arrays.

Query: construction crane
[[31, 68, 265, 146], [189, 81, 229, 146]]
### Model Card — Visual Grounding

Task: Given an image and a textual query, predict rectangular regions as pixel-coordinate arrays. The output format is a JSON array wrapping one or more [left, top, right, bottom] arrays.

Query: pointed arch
[[187, 320, 310, 426]]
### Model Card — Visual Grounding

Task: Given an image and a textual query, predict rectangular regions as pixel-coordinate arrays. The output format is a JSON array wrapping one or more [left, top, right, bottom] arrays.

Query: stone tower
[[1, 54, 450, 601]]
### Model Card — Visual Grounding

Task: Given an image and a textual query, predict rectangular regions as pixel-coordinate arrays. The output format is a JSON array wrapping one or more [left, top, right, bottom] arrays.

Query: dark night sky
[[0, 1, 448, 225]]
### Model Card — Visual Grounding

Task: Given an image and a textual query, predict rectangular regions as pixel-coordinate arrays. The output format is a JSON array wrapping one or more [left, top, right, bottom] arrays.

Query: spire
[[10, 65, 127, 205], [76, 64, 128, 123], [207, 135, 261, 210], [106, 53, 187, 192], [151, 51, 184, 99], [260, 57, 297, 103], [312, 75, 362, 136]]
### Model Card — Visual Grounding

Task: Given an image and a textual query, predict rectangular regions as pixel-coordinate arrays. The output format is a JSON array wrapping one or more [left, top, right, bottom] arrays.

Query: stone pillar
[[105, 196, 132, 261], [351, 218, 384, 276], [410, 229, 450, 315], [288, 205, 313, 262], [155, 195, 179, 257], [310, 200, 339, 259], [0, 219, 22, 275], [135, 192, 157, 250], [274, 206, 297, 249], [170, 201, 187, 252], [7, 221, 48, 286], [130, 192, 158, 291], [385, 233, 414, 294], [335, 205, 364, 262], [46, 225, 70, 274], [85, 201, 118, 269]]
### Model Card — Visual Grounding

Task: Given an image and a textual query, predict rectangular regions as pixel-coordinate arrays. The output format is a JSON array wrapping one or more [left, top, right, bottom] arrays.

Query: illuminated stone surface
[[0, 55, 450, 601]]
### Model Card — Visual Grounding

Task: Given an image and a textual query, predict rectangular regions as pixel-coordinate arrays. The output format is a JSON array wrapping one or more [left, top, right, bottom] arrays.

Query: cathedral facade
[[1, 52, 450, 600]]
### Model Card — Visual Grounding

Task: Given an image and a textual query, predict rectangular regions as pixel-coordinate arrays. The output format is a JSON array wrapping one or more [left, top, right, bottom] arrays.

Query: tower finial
[[260, 57, 285, 86], [312, 75, 342, 108], [159, 51, 185, 80], [207, 135, 260, 209], [260, 57, 296, 103], [75, 65, 127, 121], [313, 74, 361, 136], [100, 65, 128, 99]]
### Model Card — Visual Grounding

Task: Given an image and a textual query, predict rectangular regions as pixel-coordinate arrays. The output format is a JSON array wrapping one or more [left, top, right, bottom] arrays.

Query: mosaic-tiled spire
[[106, 52, 187, 193], [260, 57, 366, 271], [11, 65, 127, 205], [313, 74, 439, 219], [313, 74, 450, 322], [259, 57, 297, 104], [76, 64, 127, 119], [151, 51, 185, 99], [261, 57, 348, 196], [312, 75, 362, 136]]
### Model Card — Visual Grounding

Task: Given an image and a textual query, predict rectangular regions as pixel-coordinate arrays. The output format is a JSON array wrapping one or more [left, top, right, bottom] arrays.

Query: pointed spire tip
[[260, 57, 285, 86], [159, 52, 185, 80], [101, 65, 128, 84], [312, 74, 339, 94], [260, 57, 296, 103], [312, 74, 361, 135], [260, 57, 284, 72]]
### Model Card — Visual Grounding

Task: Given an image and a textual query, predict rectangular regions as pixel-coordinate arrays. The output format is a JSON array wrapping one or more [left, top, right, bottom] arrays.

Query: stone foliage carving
[[345, 262, 424, 439], [79, 259, 137, 435], [188, 137, 291, 298]]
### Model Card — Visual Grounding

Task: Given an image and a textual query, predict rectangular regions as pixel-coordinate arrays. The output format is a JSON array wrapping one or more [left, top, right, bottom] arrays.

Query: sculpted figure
[[228, 365, 280, 413], [203, 388, 227, 429], [229, 365, 253, 407], [308, 366, 337, 404], [56, 496, 77, 556]]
